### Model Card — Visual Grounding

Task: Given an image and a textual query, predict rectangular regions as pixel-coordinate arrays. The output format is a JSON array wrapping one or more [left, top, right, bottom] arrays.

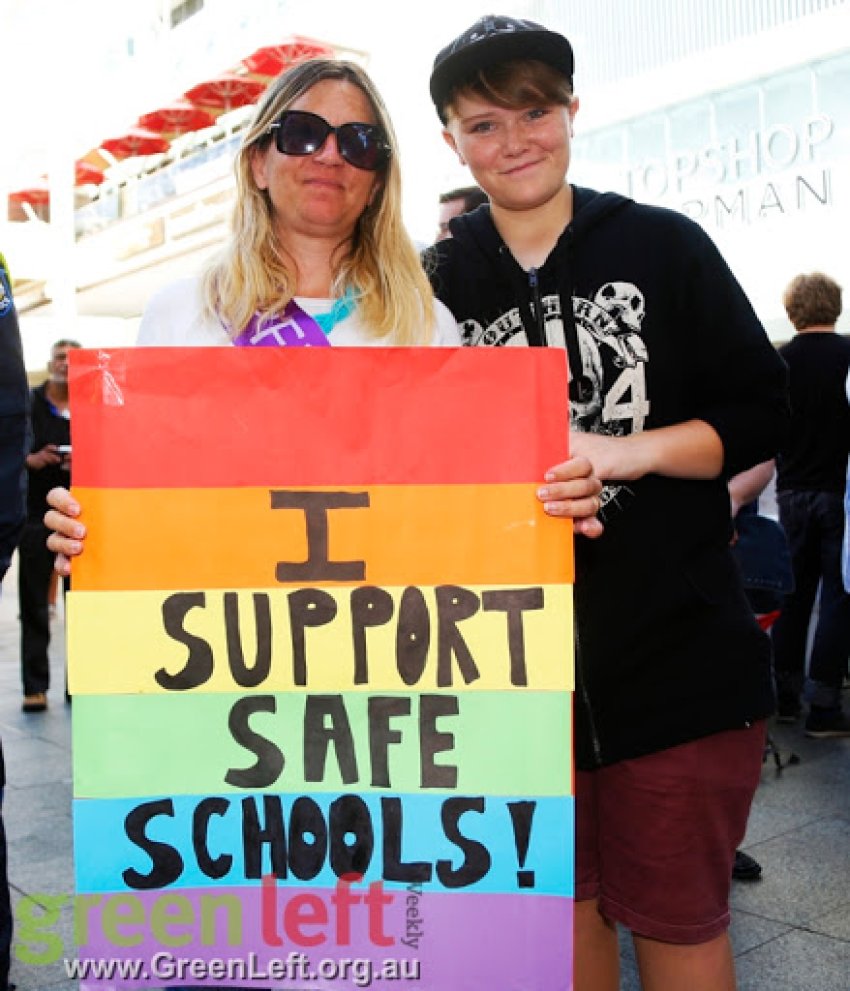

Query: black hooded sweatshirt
[[426, 185, 790, 770]]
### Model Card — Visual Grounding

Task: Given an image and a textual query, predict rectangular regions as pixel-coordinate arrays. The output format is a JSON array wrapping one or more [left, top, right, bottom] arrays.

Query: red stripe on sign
[[68, 347, 569, 487]]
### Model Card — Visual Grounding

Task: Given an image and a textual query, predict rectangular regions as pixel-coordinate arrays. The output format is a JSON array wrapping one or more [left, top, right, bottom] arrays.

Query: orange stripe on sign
[[68, 347, 569, 487], [72, 485, 574, 591]]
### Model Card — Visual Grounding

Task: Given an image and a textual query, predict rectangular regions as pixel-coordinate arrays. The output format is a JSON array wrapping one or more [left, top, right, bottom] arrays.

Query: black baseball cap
[[430, 15, 574, 123]]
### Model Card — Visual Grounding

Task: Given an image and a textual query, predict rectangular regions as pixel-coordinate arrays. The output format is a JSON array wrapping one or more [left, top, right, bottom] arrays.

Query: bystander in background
[[18, 340, 80, 713], [844, 367, 850, 598], [435, 184, 488, 241], [770, 272, 850, 738], [728, 459, 794, 882]]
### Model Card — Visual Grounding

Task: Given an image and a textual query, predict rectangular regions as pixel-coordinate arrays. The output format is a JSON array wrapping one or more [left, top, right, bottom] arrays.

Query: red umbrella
[[100, 126, 170, 159], [9, 164, 103, 202], [242, 36, 334, 77], [138, 101, 216, 136], [75, 160, 106, 186], [184, 73, 265, 112], [8, 183, 50, 205]]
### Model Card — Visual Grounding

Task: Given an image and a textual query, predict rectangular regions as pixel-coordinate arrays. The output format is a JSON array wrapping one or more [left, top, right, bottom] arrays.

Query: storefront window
[[572, 129, 628, 191], [814, 52, 850, 158], [713, 85, 760, 182], [668, 100, 713, 197], [624, 115, 668, 199], [762, 67, 811, 129]]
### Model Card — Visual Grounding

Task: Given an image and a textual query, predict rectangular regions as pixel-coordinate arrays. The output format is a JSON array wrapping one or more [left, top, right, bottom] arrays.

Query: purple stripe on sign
[[232, 302, 330, 348], [78, 884, 572, 990]]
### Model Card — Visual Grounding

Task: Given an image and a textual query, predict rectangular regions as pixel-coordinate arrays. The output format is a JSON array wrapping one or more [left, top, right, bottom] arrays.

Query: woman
[[425, 15, 789, 991], [47, 56, 600, 561], [44, 52, 605, 991], [48, 57, 602, 991], [139, 57, 456, 348]]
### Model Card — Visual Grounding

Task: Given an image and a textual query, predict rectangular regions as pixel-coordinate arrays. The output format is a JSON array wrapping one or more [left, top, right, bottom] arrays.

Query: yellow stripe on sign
[[67, 584, 574, 695]]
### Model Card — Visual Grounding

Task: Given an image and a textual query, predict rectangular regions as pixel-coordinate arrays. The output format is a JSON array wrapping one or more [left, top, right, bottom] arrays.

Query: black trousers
[[17, 521, 59, 696], [771, 489, 850, 709]]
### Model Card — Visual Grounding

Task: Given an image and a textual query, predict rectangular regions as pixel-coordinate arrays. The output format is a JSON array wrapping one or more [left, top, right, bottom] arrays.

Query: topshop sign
[[625, 113, 835, 228]]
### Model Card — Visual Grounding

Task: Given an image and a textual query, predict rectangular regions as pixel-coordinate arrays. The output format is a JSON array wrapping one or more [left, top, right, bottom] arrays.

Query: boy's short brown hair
[[442, 59, 574, 124]]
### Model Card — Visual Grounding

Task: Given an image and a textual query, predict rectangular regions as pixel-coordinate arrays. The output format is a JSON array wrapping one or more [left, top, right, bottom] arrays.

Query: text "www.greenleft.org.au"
[[64, 951, 421, 986]]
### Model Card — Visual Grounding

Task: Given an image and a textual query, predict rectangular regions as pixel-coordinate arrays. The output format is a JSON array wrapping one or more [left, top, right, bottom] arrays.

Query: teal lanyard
[[312, 288, 356, 334]]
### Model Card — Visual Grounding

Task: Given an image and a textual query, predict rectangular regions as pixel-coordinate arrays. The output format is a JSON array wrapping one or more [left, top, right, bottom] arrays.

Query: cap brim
[[430, 31, 573, 113]]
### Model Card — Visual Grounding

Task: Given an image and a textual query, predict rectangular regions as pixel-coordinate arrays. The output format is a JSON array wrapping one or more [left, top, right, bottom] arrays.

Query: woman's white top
[[136, 277, 461, 347]]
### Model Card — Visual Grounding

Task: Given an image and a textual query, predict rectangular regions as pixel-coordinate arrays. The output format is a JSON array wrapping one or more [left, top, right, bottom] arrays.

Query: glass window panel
[[628, 114, 667, 161], [762, 68, 811, 129], [814, 52, 850, 159], [759, 68, 814, 174], [713, 86, 760, 182], [668, 100, 713, 196], [624, 115, 669, 201], [572, 128, 629, 192]]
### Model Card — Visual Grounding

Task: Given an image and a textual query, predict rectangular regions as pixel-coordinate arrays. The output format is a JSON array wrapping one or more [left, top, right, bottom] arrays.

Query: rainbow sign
[[68, 347, 574, 990]]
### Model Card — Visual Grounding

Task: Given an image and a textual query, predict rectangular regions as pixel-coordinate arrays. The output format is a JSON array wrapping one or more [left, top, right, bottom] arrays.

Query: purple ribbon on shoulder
[[232, 299, 330, 348]]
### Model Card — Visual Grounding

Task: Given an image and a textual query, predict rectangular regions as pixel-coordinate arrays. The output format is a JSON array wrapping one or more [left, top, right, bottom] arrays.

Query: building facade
[[3, 0, 848, 363], [549, 0, 850, 340]]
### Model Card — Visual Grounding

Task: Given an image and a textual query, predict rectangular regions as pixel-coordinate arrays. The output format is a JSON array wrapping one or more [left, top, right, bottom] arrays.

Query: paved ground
[[0, 556, 848, 990]]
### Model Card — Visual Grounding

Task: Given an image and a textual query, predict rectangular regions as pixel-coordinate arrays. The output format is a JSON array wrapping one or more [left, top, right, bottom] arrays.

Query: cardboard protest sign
[[68, 347, 574, 990]]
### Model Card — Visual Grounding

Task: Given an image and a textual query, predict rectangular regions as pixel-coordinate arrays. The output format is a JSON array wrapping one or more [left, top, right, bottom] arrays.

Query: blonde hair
[[201, 59, 435, 344]]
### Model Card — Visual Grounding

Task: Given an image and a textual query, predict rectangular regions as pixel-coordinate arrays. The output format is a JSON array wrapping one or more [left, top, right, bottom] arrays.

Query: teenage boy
[[426, 16, 789, 991]]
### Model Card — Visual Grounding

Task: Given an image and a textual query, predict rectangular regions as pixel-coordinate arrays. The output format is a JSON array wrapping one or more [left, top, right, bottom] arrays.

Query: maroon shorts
[[575, 722, 766, 944]]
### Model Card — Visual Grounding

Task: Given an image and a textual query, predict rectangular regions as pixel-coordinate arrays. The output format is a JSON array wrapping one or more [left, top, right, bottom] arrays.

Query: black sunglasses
[[266, 110, 391, 171]]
